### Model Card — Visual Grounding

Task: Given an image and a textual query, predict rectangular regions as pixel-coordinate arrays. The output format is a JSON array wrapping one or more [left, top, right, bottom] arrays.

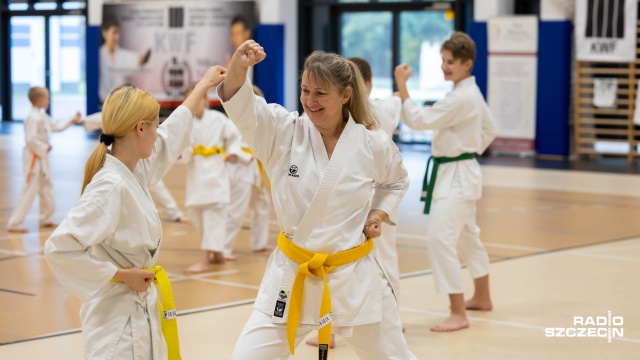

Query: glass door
[[10, 16, 45, 120], [49, 15, 86, 120]]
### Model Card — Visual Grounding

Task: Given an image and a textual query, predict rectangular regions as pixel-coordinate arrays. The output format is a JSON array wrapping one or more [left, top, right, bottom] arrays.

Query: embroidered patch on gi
[[274, 300, 287, 318], [278, 290, 289, 301], [288, 165, 299, 178], [319, 344, 329, 360], [163, 309, 177, 320]]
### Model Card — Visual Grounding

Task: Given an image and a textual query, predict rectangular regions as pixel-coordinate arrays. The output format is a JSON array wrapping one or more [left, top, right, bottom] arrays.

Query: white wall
[[88, 0, 298, 110]]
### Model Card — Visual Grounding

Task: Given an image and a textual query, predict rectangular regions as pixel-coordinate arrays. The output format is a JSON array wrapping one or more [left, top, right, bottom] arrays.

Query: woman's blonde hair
[[82, 86, 159, 193], [302, 51, 378, 130]]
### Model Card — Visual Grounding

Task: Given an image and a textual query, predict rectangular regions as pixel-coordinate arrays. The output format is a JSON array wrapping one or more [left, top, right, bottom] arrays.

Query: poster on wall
[[487, 16, 538, 153], [100, 1, 255, 104], [575, 0, 637, 62]]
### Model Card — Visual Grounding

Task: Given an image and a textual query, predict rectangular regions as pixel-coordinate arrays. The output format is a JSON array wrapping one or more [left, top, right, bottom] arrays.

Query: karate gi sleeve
[[49, 114, 75, 132], [400, 92, 464, 131], [137, 105, 194, 187], [479, 104, 498, 153], [370, 131, 409, 225], [44, 199, 119, 303], [223, 118, 245, 159], [218, 78, 292, 165]]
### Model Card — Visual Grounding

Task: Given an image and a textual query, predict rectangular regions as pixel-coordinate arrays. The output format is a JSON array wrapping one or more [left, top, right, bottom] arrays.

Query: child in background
[[182, 83, 244, 273], [7, 87, 82, 233]]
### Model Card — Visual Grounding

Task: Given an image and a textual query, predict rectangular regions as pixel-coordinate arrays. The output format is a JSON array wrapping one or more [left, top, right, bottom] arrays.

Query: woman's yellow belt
[[111, 266, 181, 359], [276, 232, 373, 360], [192, 144, 224, 157]]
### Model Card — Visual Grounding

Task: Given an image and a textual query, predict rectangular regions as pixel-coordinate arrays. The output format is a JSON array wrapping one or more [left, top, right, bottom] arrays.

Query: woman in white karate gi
[[395, 31, 498, 332], [181, 83, 243, 273], [220, 41, 415, 360], [44, 66, 226, 360], [83, 112, 190, 223]]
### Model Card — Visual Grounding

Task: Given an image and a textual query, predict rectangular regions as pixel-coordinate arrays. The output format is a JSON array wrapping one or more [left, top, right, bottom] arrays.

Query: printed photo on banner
[[100, 1, 256, 103]]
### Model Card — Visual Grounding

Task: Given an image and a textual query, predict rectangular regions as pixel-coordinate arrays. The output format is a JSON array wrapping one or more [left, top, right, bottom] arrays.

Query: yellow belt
[[242, 147, 270, 189], [276, 232, 373, 359], [192, 145, 224, 157], [111, 266, 181, 360]]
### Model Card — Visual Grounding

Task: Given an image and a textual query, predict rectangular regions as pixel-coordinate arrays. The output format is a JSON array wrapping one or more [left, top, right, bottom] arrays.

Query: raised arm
[[220, 40, 266, 102], [183, 65, 227, 114]]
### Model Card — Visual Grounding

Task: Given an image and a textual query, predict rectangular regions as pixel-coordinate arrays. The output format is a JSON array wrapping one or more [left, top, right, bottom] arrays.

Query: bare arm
[[220, 40, 266, 102]]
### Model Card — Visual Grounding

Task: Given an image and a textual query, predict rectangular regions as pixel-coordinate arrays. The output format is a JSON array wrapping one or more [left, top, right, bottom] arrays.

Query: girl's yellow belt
[[111, 266, 181, 359], [276, 232, 373, 360]]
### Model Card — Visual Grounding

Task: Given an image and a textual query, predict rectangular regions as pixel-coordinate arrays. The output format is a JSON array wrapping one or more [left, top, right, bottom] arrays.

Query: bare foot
[[223, 254, 237, 261], [184, 261, 210, 274], [41, 222, 58, 228], [465, 298, 493, 311], [7, 227, 29, 234], [430, 314, 469, 332], [175, 216, 190, 223], [306, 334, 335, 348], [252, 245, 274, 253], [402, 326, 406, 333], [207, 251, 226, 264]]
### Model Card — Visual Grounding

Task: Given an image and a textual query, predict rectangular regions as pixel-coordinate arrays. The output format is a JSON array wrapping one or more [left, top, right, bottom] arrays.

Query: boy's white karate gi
[[400, 76, 498, 294], [224, 134, 271, 256], [84, 112, 186, 221], [221, 80, 416, 360], [182, 109, 242, 253], [369, 96, 403, 301], [7, 107, 75, 230], [44, 106, 194, 359]]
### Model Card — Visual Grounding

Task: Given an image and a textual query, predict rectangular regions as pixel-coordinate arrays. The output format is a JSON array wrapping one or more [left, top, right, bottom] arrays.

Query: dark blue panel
[[86, 25, 101, 115], [536, 21, 572, 157], [254, 24, 285, 106], [468, 22, 487, 100]]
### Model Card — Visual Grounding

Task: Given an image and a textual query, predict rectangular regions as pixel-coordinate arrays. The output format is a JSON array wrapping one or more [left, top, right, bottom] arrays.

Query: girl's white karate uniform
[[182, 109, 242, 252], [44, 106, 193, 359], [220, 79, 416, 360], [84, 112, 185, 221], [224, 134, 271, 255], [7, 107, 75, 230], [400, 76, 498, 294], [369, 96, 403, 302]]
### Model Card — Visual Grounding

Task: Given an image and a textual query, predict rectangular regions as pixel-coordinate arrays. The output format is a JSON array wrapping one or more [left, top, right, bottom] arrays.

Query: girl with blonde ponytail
[[45, 66, 227, 360], [220, 41, 414, 359]]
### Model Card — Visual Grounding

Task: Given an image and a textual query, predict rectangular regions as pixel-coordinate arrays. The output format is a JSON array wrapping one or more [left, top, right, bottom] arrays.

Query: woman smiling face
[[300, 70, 351, 132]]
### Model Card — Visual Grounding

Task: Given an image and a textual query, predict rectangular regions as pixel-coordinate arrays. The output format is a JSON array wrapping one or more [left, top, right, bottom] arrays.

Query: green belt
[[421, 153, 475, 214]]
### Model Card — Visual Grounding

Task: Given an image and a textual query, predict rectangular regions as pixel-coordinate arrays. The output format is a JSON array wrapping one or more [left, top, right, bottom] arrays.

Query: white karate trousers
[[188, 204, 227, 252], [231, 274, 416, 360], [7, 170, 54, 229], [426, 171, 490, 294], [224, 181, 271, 255], [149, 180, 184, 221]]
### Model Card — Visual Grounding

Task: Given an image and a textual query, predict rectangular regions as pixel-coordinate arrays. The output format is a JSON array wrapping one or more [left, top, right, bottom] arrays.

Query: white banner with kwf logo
[[575, 0, 637, 62]]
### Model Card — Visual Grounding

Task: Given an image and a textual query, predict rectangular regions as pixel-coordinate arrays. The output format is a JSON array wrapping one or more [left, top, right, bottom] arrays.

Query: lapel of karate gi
[[273, 116, 356, 324]]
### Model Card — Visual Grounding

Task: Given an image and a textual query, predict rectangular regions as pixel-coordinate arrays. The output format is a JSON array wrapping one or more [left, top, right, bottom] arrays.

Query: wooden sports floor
[[0, 124, 638, 359]]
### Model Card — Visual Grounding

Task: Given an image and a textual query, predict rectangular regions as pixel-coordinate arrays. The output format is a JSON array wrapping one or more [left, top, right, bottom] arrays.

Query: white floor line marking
[[400, 269, 433, 278], [178, 298, 256, 316], [0, 249, 26, 256], [568, 252, 640, 263], [482, 242, 547, 252], [396, 232, 546, 252], [166, 269, 239, 282], [193, 278, 260, 290], [400, 307, 640, 343]]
